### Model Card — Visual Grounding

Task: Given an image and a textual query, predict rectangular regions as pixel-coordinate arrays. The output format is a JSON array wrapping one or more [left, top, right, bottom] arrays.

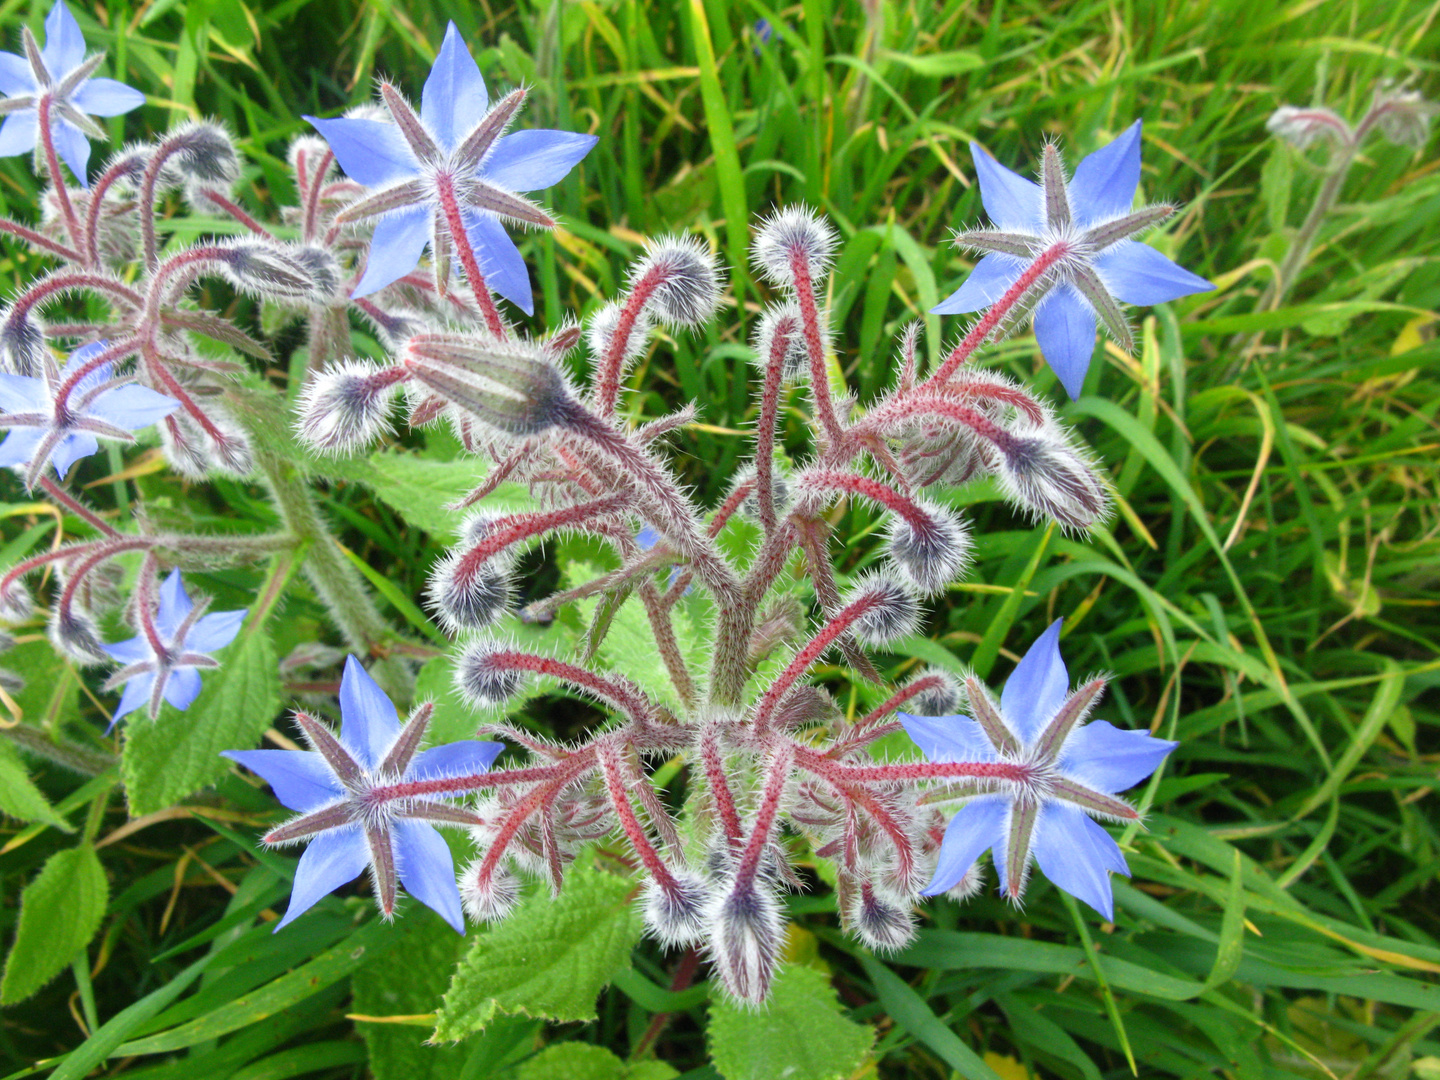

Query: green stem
[[2, 723, 115, 776]]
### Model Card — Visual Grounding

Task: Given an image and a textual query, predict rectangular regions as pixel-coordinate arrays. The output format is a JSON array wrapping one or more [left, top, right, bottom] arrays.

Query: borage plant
[[0, 0, 1205, 1039]]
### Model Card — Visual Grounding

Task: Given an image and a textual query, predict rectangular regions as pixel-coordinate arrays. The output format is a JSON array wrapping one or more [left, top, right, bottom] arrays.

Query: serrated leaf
[[707, 965, 874, 1080], [515, 1043, 679, 1080], [433, 859, 643, 1040], [327, 452, 540, 539], [1, 842, 108, 1004], [352, 913, 470, 1080], [122, 628, 281, 816], [0, 738, 69, 829]]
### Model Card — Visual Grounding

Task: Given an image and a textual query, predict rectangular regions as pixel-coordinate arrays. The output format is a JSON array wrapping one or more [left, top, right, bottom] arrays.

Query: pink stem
[[37, 477, 120, 537], [36, 97, 80, 247], [790, 253, 846, 446], [433, 173, 507, 338], [595, 266, 663, 413], [596, 740, 680, 890]]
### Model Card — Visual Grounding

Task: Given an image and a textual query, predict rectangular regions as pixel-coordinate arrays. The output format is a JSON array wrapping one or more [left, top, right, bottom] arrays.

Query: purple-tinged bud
[[157, 412, 211, 480], [707, 878, 784, 1004], [1370, 82, 1438, 149], [218, 241, 321, 302], [295, 360, 405, 454], [586, 300, 655, 369], [49, 608, 107, 666], [0, 306, 47, 378], [455, 640, 526, 707], [291, 247, 343, 302], [1265, 105, 1352, 150], [994, 427, 1111, 534], [402, 334, 580, 438], [287, 135, 338, 180], [642, 870, 712, 948], [885, 501, 972, 596], [751, 302, 811, 383], [905, 668, 963, 716], [459, 859, 521, 923], [847, 573, 922, 647], [850, 883, 915, 953], [460, 512, 502, 547], [0, 581, 33, 623], [427, 551, 514, 632], [751, 205, 838, 289], [161, 402, 254, 479], [631, 235, 724, 327], [157, 121, 241, 190]]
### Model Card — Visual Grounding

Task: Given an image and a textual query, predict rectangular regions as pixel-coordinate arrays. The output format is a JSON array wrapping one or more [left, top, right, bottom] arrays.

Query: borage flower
[[306, 22, 597, 311], [223, 657, 504, 932], [901, 619, 1176, 919], [103, 570, 246, 725], [0, 341, 179, 488], [932, 121, 1212, 399], [0, 0, 145, 184]]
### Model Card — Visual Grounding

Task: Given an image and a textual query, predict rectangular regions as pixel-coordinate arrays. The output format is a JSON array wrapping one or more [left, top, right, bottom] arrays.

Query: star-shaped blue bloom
[[224, 657, 505, 933], [932, 121, 1213, 399], [305, 22, 597, 312], [102, 570, 246, 726], [0, 0, 145, 186], [0, 341, 179, 488], [901, 619, 1177, 919]]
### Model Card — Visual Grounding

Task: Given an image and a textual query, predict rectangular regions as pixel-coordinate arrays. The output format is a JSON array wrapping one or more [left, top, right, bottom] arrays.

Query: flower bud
[[1265, 105, 1351, 150], [586, 300, 655, 369], [905, 668, 963, 716], [751, 205, 838, 289], [459, 859, 521, 923], [707, 878, 784, 1004], [846, 573, 922, 647], [279, 641, 348, 675], [994, 427, 1111, 533], [630, 235, 724, 327], [1371, 82, 1438, 149], [159, 121, 241, 190], [291, 246, 343, 302], [751, 302, 811, 383], [455, 640, 525, 707], [850, 883, 916, 953], [642, 870, 712, 948], [49, 608, 107, 666], [427, 550, 513, 632], [287, 135, 338, 181], [218, 241, 321, 302], [885, 501, 972, 596], [0, 580, 33, 623], [402, 334, 580, 439], [295, 360, 404, 454], [0, 666, 22, 694], [0, 306, 46, 377]]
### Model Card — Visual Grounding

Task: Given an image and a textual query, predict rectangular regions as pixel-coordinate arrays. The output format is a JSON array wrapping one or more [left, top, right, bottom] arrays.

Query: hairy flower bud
[[642, 871, 712, 948], [1265, 105, 1352, 150], [751, 302, 811, 383], [751, 205, 838, 289], [586, 300, 654, 369], [459, 858, 521, 923], [291, 246, 343, 302], [847, 573, 922, 647], [296, 360, 405, 454], [455, 640, 526, 707], [402, 334, 580, 438], [886, 501, 972, 596], [427, 550, 513, 632], [218, 241, 322, 302], [906, 668, 963, 716], [49, 607, 107, 666], [167, 121, 241, 187], [994, 427, 1111, 533], [707, 878, 784, 1004], [1370, 82, 1438, 149], [287, 135, 338, 181], [0, 306, 47, 378], [850, 883, 916, 953], [630, 235, 724, 327], [0, 580, 33, 623]]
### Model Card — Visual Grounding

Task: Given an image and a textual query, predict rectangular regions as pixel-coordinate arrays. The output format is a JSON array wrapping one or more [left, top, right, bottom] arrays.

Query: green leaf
[[854, 954, 1000, 1080], [514, 1043, 679, 1080], [707, 964, 874, 1080], [1260, 145, 1292, 233], [0, 737, 70, 829], [122, 625, 281, 816], [329, 451, 539, 539], [879, 48, 985, 76], [352, 913, 471, 1080], [1, 842, 108, 1004], [434, 859, 644, 1040], [7, 636, 81, 729]]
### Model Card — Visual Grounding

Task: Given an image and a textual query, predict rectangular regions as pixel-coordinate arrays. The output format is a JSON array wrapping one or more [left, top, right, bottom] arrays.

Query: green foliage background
[[0, 0, 1437, 1077]]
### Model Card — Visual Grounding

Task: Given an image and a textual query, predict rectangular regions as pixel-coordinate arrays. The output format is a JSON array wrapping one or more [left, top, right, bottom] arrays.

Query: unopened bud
[[847, 573, 922, 647], [459, 859, 521, 923], [287, 135, 338, 180], [427, 550, 513, 632], [49, 608, 107, 666], [995, 428, 1110, 533], [850, 883, 915, 953], [0, 581, 33, 623], [402, 334, 580, 438], [886, 501, 972, 596], [642, 871, 712, 948], [219, 241, 320, 301], [707, 878, 784, 1004], [291, 247, 343, 302], [455, 640, 525, 707], [296, 360, 404, 454], [0, 666, 21, 694], [631, 235, 724, 327], [279, 641, 348, 675], [0, 306, 46, 377], [1265, 105, 1351, 151], [751, 205, 838, 289], [1371, 82, 1438, 149], [751, 302, 811, 383], [905, 669, 962, 716], [160, 121, 241, 189]]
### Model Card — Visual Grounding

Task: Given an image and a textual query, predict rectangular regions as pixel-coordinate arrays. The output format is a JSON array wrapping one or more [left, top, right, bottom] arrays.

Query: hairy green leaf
[[515, 1042, 679, 1080], [1, 842, 108, 1004], [0, 736, 69, 829]]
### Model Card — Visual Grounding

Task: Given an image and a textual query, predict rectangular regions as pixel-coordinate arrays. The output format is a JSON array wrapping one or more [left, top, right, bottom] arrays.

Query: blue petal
[[463, 210, 531, 314], [0, 428, 43, 469], [393, 820, 465, 933], [352, 205, 431, 299], [276, 828, 369, 930], [410, 740, 504, 780], [50, 117, 90, 187], [305, 116, 420, 187], [422, 22, 487, 153], [111, 671, 154, 725], [1031, 802, 1128, 920], [42, 1, 86, 78], [921, 797, 1007, 896], [102, 634, 150, 664], [635, 525, 660, 550], [0, 373, 48, 412], [64, 341, 112, 382], [338, 655, 401, 770], [971, 143, 1043, 233], [1069, 120, 1142, 229], [221, 749, 345, 813], [931, 253, 1024, 315], [0, 52, 35, 95], [1059, 720, 1177, 795], [154, 570, 193, 640], [51, 431, 99, 479], [0, 111, 37, 158], [999, 619, 1069, 745], [898, 712, 997, 763], [1093, 240, 1214, 306], [163, 666, 203, 711], [72, 78, 145, 117], [86, 383, 180, 431], [184, 609, 246, 654], [480, 129, 598, 192], [1031, 286, 1096, 401]]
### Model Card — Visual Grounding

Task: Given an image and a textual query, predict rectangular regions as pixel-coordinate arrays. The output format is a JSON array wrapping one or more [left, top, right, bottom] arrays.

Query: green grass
[[1, 0, 1438, 1077]]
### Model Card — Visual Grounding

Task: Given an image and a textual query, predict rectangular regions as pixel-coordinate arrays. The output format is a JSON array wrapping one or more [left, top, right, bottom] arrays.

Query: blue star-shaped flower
[[901, 619, 1177, 919], [0, 0, 145, 186], [306, 22, 597, 312], [224, 657, 505, 932], [0, 341, 179, 488], [102, 570, 246, 725], [932, 121, 1213, 399]]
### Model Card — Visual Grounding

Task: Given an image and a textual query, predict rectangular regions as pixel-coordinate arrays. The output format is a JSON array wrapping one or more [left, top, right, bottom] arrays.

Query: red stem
[[36, 97, 79, 247], [433, 172, 507, 338], [594, 266, 663, 413]]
